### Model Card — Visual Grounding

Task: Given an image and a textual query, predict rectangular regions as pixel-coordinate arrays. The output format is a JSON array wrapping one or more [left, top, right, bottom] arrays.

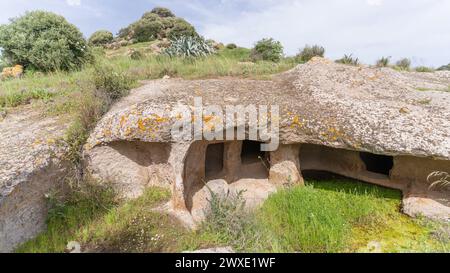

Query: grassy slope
[[0, 45, 296, 111], [17, 179, 449, 253]]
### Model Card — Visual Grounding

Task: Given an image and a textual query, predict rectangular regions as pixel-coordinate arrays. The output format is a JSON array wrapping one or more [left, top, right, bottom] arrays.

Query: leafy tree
[[250, 38, 284, 62], [88, 30, 113, 46], [0, 11, 90, 72]]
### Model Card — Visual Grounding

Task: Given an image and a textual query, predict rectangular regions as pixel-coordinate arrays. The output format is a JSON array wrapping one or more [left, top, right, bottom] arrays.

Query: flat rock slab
[[87, 58, 450, 160]]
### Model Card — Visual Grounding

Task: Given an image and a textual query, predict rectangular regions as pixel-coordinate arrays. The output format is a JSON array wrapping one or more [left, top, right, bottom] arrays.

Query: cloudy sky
[[1, 0, 449, 67]]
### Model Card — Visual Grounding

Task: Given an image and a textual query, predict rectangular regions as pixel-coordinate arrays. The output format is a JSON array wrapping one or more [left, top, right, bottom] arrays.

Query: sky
[[0, 0, 449, 67]]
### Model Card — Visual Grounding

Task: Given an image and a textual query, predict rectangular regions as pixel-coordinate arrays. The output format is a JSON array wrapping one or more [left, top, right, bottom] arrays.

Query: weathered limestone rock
[[85, 58, 450, 225], [269, 144, 303, 187], [0, 107, 69, 252]]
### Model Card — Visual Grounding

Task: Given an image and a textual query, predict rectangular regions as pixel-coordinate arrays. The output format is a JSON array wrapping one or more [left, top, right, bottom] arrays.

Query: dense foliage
[[88, 30, 114, 46], [250, 38, 284, 62], [118, 7, 198, 42], [0, 11, 90, 72]]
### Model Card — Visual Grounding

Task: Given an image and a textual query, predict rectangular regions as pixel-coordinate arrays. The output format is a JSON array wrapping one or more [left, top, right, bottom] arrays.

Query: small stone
[[162, 75, 171, 80], [399, 107, 410, 114]]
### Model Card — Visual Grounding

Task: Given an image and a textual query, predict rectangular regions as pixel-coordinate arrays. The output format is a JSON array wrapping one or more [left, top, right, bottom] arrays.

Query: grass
[[188, 179, 449, 253], [0, 45, 296, 111], [16, 178, 449, 253], [16, 186, 185, 253]]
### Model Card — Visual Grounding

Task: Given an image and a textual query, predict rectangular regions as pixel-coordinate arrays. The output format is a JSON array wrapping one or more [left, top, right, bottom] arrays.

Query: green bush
[[167, 18, 197, 39], [165, 36, 215, 58], [134, 19, 163, 42], [93, 64, 135, 100], [336, 54, 360, 66], [438, 63, 450, 71], [117, 9, 197, 42], [376, 56, 390, 67], [395, 58, 411, 70], [151, 7, 175, 18], [0, 11, 90, 72], [415, 66, 434, 73], [250, 38, 284, 62], [226, 43, 238, 50], [296, 45, 325, 63], [88, 30, 113, 46]]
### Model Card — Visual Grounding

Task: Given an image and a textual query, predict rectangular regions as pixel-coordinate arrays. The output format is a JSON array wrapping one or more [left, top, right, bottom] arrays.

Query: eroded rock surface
[[0, 106, 68, 252], [85, 58, 450, 224]]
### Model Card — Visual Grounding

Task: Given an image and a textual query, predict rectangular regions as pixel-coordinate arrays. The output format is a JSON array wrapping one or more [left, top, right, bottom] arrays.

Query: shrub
[[134, 19, 163, 42], [395, 58, 411, 70], [141, 12, 161, 21], [167, 18, 197, 40], [164, 36, 215, 58], [336, 54, 360, 66], [437, 63, 450, 71], [93, 64, 135, 100], [250, 38, 284, 62], [151, 7, 175, 18], [88, 30, 113, 46], [226, 43, 238, 50], [0, 11, 90, 72], [415, 66, 434, 73], [296, 45, 325, 63], [376, 56, 390, 67]]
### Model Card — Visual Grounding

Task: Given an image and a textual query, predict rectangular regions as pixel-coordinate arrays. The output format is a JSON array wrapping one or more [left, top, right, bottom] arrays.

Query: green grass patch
[[190, 179, 449, 253], [0, 43, 296, 110], [16, 186, 185, 253]]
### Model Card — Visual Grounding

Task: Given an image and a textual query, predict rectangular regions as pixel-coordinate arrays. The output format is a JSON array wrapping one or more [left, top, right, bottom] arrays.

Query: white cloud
[[66, 0, 81, 6]]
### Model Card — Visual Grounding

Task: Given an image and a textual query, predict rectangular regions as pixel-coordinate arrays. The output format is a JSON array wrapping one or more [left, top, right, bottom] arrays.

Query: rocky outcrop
[[0, 107, 69, 252], [85, 58, 450, 225]]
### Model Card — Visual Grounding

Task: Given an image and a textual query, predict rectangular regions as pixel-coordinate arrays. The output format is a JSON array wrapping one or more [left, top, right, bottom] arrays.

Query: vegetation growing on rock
[[336, 54, 360, 66], [376, 56, 391, 67], [296, 45, 325, 63], [0, 11, 90, 72], [395, 58, 411, 70]]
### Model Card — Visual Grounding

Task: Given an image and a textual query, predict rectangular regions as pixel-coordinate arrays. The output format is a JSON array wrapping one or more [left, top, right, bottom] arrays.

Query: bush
[[134, 19, 163, 42], [118, 9, 198, 42], [151, 7, 175, 18], [336, 54, 360, 66], [438, 63, 450, 71], [164, 36, 215, 58], [415, 66, 434, 73], [376, 56, 390, 67], [167, 18, 197, 39], [226, 43, 238, 50], [93, 64, 135, 100], [88, 30, 113, 46], [296, 45, 325, 63], [395, 58, 411, 70], [0, 11, 90, 72], [250, 38, 284, 62]]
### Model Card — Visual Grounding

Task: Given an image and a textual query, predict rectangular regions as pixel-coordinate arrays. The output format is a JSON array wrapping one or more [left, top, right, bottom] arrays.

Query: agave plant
[[336, 54, 360, 66], [164, 35, 215, 58]]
